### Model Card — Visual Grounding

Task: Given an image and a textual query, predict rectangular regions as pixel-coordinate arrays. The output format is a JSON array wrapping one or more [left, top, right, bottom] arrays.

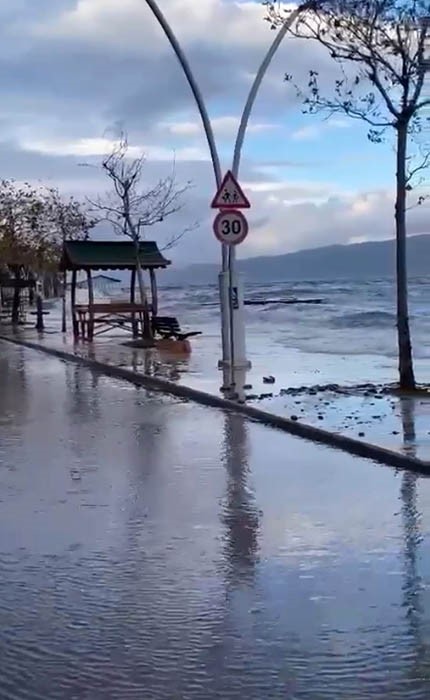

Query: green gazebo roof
[[60, 240, 171, 271]]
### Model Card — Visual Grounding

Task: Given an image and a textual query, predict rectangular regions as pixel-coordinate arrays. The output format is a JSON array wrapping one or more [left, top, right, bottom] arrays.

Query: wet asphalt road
[[2, 340, 430, 699]]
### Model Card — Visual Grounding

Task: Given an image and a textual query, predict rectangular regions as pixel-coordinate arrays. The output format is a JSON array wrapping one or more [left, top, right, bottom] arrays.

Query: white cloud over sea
[[0, 0, 428, 263]]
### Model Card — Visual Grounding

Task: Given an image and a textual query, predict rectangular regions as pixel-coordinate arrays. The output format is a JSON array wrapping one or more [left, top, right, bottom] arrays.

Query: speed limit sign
[[213, 209, 248, 246]]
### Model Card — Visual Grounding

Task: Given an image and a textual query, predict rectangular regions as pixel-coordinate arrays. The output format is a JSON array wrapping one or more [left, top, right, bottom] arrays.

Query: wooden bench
[[0, 299, 28, 324], [74, 302, 149, 340], [152, 316, 201, 341]]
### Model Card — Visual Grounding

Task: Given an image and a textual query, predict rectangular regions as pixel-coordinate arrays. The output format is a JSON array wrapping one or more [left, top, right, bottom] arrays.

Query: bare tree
[[0, 180, 93, 324], [46, 188, 96, 332], [88, 134, 193, 325], [0, 180, 55, 323], [266, 0, 430, 389]]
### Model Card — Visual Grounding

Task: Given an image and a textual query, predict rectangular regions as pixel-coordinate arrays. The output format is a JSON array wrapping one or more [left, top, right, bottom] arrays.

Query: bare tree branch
[[265, 0, 430, 390], [406, 149, 430, 183], [161, 220, 200, 252], [86, 132, 195, 250]]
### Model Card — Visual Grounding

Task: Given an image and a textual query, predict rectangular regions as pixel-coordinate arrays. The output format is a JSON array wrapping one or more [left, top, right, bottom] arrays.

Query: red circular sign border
[[213, 209, 249, 246]]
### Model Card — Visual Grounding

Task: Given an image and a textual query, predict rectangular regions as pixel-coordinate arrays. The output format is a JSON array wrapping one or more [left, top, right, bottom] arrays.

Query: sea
[[160, 277, 430, 360], [47, 276, 430, 390]]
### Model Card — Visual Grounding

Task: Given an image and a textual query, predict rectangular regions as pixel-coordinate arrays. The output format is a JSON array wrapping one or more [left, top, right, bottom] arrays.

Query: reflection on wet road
[[2, 340, 430, 699]]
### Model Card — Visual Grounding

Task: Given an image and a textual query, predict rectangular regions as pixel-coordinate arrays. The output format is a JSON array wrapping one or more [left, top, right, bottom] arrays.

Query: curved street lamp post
[[144, 0, 314, 398]]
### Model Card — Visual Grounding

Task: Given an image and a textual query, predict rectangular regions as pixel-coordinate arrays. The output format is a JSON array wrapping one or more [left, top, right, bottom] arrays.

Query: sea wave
[[330, 311, 396, 329]]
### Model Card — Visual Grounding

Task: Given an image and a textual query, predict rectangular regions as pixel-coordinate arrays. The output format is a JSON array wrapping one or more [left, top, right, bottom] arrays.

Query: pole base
[[218, 359, 252, 371]]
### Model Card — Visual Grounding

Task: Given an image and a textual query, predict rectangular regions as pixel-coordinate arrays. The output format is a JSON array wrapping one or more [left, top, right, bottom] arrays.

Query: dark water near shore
[[3, 341, 430, 698], [159, 277, 430, 360]]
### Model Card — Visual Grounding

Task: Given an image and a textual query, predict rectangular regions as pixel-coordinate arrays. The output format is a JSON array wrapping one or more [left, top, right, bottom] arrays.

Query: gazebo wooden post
[[71, 270, 79, 339], [87, 269, 94, 341], [143, 285, 153, 340], [150, 268, 158, 317], [130, 268, 138, 338]]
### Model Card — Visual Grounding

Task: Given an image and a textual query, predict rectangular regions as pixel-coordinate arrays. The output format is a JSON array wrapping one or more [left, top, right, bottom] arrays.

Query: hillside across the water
[[163, 234, 430, 285]]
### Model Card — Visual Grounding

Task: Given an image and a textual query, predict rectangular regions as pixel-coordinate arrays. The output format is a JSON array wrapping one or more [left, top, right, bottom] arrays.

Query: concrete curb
[[2, 334, 429, 475]]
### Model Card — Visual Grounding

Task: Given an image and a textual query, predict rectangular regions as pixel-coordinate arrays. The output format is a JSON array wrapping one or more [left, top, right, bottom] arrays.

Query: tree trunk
[[62, 270, 67, 333], [124, 194, 152, 340], [71, 270, 78, 338], [28, 274, 35, 306], [134, 240, 152, 340], [11, 266, 21, 325], [35, 294, 44, 332], [53, 274, 60, 298], [43, 273, 50, 299], [130, 268, 138, 338], [395, 123, 415, 390]]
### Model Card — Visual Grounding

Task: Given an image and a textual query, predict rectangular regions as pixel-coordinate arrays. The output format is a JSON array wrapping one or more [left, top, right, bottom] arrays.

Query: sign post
[[212, 172, 251, 399], [144, 0, 313, 398]]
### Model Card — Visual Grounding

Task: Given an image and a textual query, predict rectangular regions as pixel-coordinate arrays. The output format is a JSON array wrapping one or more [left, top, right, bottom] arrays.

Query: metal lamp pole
[[227, 3, 309, 397], [144, 0, 315, 396], [144, 0, 231, 389]]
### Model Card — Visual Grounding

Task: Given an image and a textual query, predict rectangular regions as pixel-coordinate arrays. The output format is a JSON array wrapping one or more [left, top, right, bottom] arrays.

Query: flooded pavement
[[4, 326, 430, 463], [261, 387, 430, 462], [2, 340, 430, 698]]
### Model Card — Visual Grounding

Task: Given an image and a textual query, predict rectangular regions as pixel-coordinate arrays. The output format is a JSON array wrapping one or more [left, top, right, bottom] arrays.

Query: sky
[[1, 0, 430, 265]]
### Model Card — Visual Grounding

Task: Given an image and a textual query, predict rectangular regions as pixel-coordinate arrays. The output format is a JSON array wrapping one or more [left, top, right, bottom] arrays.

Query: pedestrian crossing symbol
[[211, 170, 251, 209]]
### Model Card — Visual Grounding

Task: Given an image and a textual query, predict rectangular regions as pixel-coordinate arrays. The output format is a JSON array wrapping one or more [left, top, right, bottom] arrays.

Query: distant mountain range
[[163, 234, 430, 285]]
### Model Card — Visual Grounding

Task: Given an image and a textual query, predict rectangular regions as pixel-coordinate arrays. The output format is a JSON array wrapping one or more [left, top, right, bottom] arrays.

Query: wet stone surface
[[2, 340, 430, 698]]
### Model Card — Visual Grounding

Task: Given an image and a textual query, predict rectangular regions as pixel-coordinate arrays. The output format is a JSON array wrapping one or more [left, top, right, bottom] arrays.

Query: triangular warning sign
[[211, 170, 251, 209]]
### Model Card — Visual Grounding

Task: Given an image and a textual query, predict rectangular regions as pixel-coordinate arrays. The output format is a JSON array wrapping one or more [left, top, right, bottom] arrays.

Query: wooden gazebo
[[60, 240, 171, 340]]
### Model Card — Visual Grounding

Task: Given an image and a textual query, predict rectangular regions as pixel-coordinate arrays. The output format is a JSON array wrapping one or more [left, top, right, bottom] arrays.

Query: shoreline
[[1, 328, 429, 472]]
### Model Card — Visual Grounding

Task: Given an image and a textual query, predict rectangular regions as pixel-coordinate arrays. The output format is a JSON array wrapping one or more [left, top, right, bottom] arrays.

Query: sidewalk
[[1, 323, 429, 464], [3, 338, 430, 699]]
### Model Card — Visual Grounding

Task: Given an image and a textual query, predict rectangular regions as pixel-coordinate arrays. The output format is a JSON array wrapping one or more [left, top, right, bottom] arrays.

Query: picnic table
[[74, 302, 150, 340]]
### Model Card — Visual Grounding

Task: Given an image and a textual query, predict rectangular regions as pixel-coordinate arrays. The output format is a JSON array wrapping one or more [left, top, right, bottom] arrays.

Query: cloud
[[240, 188, 430, 258], [34, 0, 272, 53], [0, 0, 426, 268], [1, 0, 335, 144], [2, 134, 427, 265], [241, 179, 339, 202], [162, 116, 278, 138], [292, 118, 352, 141], [291, 125, 321, 141], [22, 136, 209, 162]]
